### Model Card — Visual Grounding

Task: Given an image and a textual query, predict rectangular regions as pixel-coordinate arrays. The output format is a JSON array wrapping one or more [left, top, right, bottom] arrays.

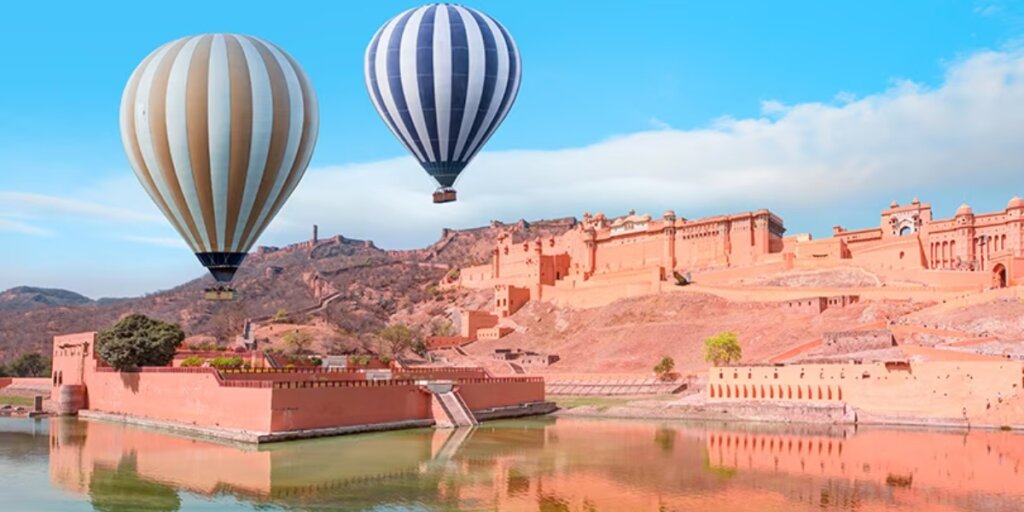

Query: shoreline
[[550, 395, 1024, 433], [75, 401, 558, 444]]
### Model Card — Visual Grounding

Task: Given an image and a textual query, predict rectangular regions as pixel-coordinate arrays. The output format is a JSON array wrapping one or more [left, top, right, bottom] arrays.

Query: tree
[[653, 356, 675, 380], [9, 352, 51, 377], [429, 318, 455, 337], [0, 364, 7, 377], [378, 323, 418, 357], [704, 331, 742, 367], [271, 308, 289, 323], [96, 314, 185, 371], [282, 329, 313, 354]]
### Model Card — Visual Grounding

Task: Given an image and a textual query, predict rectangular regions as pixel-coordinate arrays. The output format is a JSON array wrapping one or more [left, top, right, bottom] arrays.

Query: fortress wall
[[458, 264, 495, 289], [462, 310, 499, 339], [86, 369, 274, 432], [458, 378, 545, 411], [592, 235, 665, 275], [709, 361, 1024, 424], [679, 283, 971, 303], [269, 382, 430, 432]]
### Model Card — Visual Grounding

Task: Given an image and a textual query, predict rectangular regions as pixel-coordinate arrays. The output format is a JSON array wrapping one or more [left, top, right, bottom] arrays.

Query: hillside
[[0, 218, 576, 363], [0, 286, 94, 312], [459, 292, 916, 374]]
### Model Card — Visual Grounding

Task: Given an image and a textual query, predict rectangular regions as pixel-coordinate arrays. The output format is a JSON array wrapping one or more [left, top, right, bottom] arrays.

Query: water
[[1, 416, 1023, 511]]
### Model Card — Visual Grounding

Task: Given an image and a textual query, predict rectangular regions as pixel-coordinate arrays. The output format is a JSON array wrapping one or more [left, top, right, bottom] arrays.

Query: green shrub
[[380, 355, 392, 365], [704, 332, 742, 367], [283, 329, 313, 354], [8, 352, 51, 377], [209, 356, 243, 370], [654, 356, 675, 379], [96, 314, 185, 371], [180, 356, 205, 368], [308, 356, 323, 367]]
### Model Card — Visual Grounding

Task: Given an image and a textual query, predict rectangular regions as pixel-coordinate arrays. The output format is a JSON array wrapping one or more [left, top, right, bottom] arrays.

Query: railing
[[95, 365, 539, 389], [221, 367, 365, 375], [272, 379, 420, 389]]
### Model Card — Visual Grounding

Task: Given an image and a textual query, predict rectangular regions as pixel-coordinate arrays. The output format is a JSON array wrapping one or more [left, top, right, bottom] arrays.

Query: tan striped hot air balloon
[[119, 34, 318, 284]]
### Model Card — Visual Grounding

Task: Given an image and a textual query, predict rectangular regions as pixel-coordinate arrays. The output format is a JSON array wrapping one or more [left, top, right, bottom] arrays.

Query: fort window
[[710, 386, 716, 398], [797, 387, 802, 399], [827, 387, 833, 400]]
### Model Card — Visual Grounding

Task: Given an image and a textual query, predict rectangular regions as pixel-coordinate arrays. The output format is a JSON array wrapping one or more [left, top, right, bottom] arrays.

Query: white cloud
[[0, 190, 162, 224], [266, 49, 1024, 249], [759, 100, 788, 116], [0, 218, 53, 237], [647, 117, 672, 130]]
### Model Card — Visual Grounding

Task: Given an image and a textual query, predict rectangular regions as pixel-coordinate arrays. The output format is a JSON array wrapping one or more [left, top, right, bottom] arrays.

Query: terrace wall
[[85, 368, 273, 432], [269, 381, 430, 432], [708, 360, 1024, 424]]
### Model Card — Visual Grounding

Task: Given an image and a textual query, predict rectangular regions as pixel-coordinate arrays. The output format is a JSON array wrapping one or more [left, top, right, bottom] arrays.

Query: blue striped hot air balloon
[[365, 3, 522, 203]]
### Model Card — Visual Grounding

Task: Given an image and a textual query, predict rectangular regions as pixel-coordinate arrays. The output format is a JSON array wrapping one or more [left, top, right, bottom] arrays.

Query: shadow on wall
[[119, 373, 140, 393]]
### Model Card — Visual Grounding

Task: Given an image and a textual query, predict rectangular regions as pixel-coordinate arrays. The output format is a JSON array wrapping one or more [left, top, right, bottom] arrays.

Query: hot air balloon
[[365, 3, 521, 203], [119, 34, 319, 297]]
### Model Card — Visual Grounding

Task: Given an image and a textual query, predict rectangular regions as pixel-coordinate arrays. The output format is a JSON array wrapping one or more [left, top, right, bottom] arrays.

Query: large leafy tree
[[96, 314, 185, 371], [704, 331, 742, 367], [9, 352, 51, 377], [378, 323, 420, 357]]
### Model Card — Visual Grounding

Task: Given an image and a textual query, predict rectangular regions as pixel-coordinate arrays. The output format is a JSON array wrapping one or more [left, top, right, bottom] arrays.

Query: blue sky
[[2, 1, 1024, 297]]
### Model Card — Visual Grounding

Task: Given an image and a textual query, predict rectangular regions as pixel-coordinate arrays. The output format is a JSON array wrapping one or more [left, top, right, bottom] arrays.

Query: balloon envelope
[[365, 4, 521, 194], [120, 34, 318, 282]]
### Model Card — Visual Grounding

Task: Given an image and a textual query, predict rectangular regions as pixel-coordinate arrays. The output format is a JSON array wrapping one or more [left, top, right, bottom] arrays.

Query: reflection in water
[[0, 416, 1020, 511]]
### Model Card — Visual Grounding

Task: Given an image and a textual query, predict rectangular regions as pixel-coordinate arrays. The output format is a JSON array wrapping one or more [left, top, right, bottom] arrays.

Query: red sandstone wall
[[708, 360, 1024, 424], [458, 378, 545, 411], [461, 310, 499, 340], [86, 369, 273, 432], [269, 382, 431, 431]]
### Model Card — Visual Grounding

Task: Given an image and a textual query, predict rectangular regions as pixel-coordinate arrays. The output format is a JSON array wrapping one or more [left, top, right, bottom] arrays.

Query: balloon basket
[[204, 286, 237, 301], [433, 188, 457, 203]]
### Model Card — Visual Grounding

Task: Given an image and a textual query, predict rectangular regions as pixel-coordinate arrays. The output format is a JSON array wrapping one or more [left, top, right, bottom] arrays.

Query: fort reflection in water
[[30, 417, 1024, 511]]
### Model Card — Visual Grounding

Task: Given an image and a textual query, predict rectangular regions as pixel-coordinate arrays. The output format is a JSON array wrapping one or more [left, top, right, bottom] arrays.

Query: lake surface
[[1, 416, 1023, 511]]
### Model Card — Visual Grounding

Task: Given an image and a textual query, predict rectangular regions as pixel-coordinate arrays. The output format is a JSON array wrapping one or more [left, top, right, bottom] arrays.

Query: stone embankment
[[554, 394, 1024, 432]]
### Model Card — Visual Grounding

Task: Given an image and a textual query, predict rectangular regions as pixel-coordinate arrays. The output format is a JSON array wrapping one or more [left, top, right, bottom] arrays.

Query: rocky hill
[[0, 286, 94, 312], [0, 217, 576, 363]]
